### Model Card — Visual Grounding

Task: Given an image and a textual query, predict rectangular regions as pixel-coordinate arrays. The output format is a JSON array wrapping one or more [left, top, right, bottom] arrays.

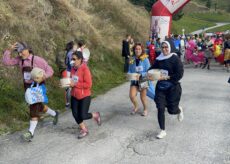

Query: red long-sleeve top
[[71, 63, 92, 100]]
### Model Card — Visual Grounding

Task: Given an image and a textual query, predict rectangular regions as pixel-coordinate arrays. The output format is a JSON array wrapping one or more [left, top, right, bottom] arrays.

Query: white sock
[[46, 107, 56, 117], [29, 120, 38, 135]]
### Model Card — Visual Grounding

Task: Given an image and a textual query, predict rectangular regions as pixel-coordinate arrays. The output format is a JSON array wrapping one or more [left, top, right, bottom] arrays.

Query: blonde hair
[[31, 67, 44, 80]]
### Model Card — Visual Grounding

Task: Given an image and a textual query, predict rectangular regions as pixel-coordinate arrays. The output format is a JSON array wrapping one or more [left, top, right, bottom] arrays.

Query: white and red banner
[[151, 0, 190, 40], [151, 16, 171, 41]]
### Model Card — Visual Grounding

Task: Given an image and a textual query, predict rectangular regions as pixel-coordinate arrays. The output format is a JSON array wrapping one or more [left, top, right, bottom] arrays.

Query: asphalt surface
[[0, 63, 230, 164]]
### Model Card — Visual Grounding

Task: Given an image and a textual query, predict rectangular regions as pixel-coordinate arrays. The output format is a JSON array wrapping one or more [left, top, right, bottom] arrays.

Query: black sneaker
[[53, 111, 59, 125], [65, 103, 70, 110]]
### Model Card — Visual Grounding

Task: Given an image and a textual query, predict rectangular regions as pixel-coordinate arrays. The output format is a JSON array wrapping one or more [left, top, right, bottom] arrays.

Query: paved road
[[191, 22, 230, 35], [0, 64, 230, 164]]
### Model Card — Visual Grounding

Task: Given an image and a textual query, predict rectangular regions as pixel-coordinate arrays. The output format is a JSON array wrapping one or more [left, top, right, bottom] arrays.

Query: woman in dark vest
[[148, 41, 184, 139]]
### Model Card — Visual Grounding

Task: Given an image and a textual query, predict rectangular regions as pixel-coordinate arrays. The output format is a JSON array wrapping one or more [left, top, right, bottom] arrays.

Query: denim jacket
[[128, 55, 150, 77]]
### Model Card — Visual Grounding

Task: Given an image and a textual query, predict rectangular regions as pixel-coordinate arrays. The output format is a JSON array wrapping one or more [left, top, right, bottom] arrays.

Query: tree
[[129, 0, 184, 21], [173, 10, 184, 21], [144, 0, 157, 12], [206, 0, 212, 9], [129, 0, 148, 5], [227, 4, 230, 13], [128, 0, 157, 12]]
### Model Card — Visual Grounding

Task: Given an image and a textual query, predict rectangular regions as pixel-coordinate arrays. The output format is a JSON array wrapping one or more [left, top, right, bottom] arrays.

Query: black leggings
[[124, 58, 129, 73], [154, 84, 182, 130], [71, 96, 92, 124]]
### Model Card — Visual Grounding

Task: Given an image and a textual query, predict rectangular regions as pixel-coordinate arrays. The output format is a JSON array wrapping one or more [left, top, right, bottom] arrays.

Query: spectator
[[122, 34, 131, 73]]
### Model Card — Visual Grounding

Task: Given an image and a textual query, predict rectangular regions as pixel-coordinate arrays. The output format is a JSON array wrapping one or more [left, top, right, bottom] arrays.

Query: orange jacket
[[71, 63, 92, 100]]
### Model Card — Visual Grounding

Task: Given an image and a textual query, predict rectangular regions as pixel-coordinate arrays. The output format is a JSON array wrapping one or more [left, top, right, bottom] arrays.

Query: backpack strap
[[21, 59, 24, 66], [21, 55, 34, 67], [31, 55, 34, 67]]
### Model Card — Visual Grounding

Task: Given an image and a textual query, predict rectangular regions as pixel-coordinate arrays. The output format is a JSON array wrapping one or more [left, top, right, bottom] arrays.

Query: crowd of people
[[2, 31, 229, 141], [2, 40, 100, 141], [122, 32, 230, 139], [140, 33, 230, 72], [122, 35, 184, 139]]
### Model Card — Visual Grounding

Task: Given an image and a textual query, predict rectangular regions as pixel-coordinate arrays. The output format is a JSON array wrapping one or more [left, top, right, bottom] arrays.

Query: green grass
[[172, 15, 216, 34], [206, 24, 230, 32], [89, 47, 126, 97], [0, 78, 29, 134], [193, 0, 230, 12], [188, 12, 230, 22]]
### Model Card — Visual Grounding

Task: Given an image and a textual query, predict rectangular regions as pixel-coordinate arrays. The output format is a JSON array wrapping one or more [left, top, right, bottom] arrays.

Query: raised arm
[[2, 49, 20, 66]]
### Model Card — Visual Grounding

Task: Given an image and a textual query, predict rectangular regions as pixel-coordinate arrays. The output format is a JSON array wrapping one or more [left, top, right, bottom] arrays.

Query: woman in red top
[[70, 51, 101, 139]]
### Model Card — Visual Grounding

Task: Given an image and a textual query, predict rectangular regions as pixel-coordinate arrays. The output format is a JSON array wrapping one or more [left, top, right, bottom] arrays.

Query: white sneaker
[[178, 106, 184, 122], [156, 130, 166, 139]]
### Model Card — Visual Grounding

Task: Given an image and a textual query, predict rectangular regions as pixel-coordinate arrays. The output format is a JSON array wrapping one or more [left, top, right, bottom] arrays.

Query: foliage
[[206, 0, 212, 9], [173, 10, 184, 21], [228, 4, 230, 13], [129, 0, 185, 21], [144, 0, 157, 12], [193, 0, 230, 12]]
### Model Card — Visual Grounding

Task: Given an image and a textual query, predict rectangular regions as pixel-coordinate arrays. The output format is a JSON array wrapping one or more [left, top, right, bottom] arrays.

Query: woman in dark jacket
[[148, 41, 184, 139]]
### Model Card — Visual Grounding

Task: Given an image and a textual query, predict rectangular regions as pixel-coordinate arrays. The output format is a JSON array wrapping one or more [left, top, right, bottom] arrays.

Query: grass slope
[[172, 1, 230, 34], [172, 15, 215, 34], [0, 0, 149, 134], [188, 12, 230, 22], [206, 24, 230, 32], [193, 0, 230, 12]]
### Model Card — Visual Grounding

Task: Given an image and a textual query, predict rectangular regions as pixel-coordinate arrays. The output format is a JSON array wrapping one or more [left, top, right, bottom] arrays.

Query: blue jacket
[[128, 56, 155, 99], [128, 56, 150, 77], [174, 39, 181, 50], [66, 50, 74, 72]]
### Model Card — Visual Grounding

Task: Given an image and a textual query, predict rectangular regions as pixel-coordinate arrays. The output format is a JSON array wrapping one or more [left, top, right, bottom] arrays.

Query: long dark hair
[[65, 41, 74, 52], [77, 40, 85, 48], [72, 51, 83, 63]]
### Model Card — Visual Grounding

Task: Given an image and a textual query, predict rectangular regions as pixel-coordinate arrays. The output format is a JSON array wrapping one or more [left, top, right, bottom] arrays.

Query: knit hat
[[31, 67, 45, 80], [16, 42, 29, 53]]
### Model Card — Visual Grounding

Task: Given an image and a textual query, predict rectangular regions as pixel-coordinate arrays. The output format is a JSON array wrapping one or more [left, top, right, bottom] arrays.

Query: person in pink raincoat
[[191, 46, 205, 67], [185, 37, 196, 64], [190, 47, 200, 67], [197, 47, 205, 66]]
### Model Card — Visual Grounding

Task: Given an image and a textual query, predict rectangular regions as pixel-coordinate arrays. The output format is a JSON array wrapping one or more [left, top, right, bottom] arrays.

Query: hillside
[[172, 0, 230, 34], [0, 0, 150, 134], [193, 0, 230, 12], [128, 0, 230, 34]]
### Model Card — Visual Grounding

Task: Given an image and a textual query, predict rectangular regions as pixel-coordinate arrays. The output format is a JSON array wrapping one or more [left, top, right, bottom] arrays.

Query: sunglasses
[[161, 46, 169, 49], [71, 58, 77, 61]]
